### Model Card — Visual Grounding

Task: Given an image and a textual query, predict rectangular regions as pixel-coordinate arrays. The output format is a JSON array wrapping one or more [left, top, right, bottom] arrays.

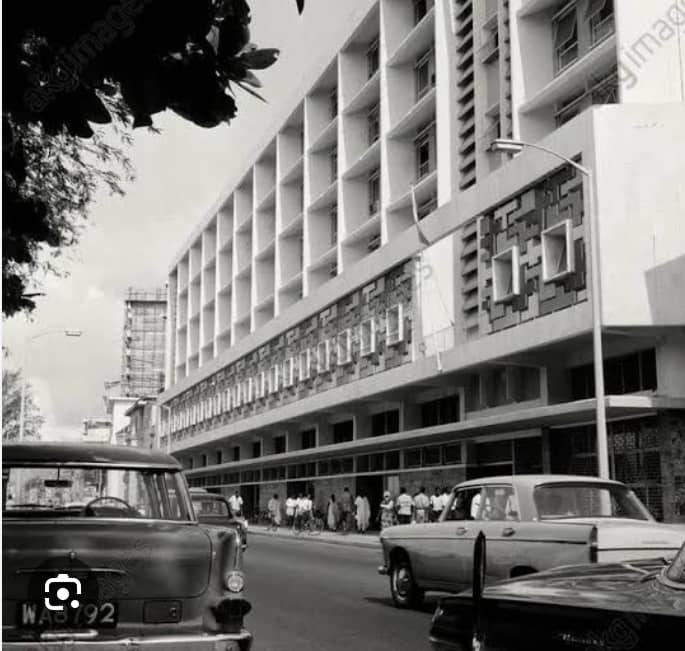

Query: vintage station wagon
[[2, 442, 252, 649]]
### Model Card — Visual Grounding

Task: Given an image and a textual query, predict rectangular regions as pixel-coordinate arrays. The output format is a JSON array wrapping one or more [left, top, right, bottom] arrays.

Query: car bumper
[[2, 630, 252, 650]]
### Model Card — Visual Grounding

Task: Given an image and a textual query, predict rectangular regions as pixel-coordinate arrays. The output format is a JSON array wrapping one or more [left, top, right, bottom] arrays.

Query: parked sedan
[[429, 539, 685, 651], [190, 488, 248, 550], [2, 442, 252, 650], [379, 475, 685, 608]]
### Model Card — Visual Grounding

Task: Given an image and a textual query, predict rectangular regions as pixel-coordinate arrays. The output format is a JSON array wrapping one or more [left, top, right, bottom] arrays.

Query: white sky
[[3, 0, 376, 441]]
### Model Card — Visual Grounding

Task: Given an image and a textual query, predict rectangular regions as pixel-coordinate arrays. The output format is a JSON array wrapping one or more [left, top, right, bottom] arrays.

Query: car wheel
[[390, 557, 424, 609]]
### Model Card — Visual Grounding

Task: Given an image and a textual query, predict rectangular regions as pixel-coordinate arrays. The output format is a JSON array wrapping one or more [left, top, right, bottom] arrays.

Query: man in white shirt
[[440, 487, 450, 510], [228, 491, 243, 518], [395, 487, 414, 525], [414, 486, 431, 523], [285, 495, 297, 529], [430, 488, 443, 522]]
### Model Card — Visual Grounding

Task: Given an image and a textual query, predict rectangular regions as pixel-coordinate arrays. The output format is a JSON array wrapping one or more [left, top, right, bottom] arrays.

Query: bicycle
[[292, 510, 324, 536]]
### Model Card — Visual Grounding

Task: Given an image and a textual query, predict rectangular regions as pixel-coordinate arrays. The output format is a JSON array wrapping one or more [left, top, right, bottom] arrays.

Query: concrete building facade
[[159, 0, 685, 522]]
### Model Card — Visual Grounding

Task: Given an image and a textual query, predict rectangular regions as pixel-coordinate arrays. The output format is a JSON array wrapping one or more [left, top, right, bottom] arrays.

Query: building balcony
[[307, 245, 337, 273], [387, 5, 435, 67], [280, 212, 304, 238], [281, 155, 304, 184], [309, 116, 338, 154], [341, 212, 381, 248], [342, 138, 381, 180], [343, 68, 380, 115], [387, 87, 436, 140], [387, 169, 437, 214], [236, 212, 253, 233], [255, 238, 276, 261], [308, 180, 338, 212], [256, 186, 276, 212]]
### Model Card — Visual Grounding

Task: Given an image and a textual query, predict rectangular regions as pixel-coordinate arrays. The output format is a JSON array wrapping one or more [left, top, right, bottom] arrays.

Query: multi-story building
[[120, 287, 167, 397], [158, 0, 685, 522]]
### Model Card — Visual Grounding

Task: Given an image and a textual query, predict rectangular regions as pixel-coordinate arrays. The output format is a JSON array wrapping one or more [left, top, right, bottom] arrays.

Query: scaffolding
[[120, 287, 167, 397]]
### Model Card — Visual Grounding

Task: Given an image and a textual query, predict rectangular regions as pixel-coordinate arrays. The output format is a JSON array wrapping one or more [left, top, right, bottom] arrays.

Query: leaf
[[238, 48, 280, 70], [241, 70, 262, 88], [236, 81, 266, 103], [296, 0, 305, 15]]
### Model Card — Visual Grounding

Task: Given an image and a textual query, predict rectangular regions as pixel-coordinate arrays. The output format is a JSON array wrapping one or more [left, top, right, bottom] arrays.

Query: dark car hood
[[3, 519, 212, 601], [469, 560, 685, 614]]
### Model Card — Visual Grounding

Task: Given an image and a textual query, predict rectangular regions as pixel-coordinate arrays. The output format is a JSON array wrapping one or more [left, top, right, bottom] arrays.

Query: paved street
[[243, 534, 438, 651]]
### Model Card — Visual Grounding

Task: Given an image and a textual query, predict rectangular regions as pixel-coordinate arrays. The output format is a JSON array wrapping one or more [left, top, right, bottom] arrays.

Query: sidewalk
[[249, 525, 382, 550]]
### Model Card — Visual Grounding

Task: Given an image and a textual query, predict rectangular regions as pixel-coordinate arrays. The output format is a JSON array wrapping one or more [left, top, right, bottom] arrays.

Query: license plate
[[16, 601, 118, 629]]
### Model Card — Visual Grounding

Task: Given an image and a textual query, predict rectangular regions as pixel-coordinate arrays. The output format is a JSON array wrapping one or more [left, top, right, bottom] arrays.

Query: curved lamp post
[[490, 139, 609, 480]]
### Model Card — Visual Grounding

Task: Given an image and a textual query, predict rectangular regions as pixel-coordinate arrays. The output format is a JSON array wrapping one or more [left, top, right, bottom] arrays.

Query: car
[[429, 534, 685, 651], [378, 474, 685, 608], [2, 441, 252, 650], [190, 488, 248, 551]]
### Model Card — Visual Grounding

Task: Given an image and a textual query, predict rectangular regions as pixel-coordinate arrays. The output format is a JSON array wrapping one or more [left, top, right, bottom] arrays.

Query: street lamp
[[18, 329, 83, 441], [490, 138, 609, 480]]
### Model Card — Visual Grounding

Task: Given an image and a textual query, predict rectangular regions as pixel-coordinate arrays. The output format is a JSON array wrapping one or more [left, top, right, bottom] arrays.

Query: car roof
[[2, 441, 181, 470], [454, 474, 623, 490], [189, 489, 224, 499]]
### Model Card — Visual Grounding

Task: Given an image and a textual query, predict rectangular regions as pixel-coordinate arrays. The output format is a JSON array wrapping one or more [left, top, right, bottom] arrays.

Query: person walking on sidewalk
[[396, 487, 414, 525], [440, 486, 450, 511], [379, 491, 395, 530], [340, 487, 353, 534], [430, 487, 443, 522], [327, 494, 340, 531], [413, 486, 430, 523], [267, 493, 282, 530], [228, 490, 243, 518], [286, 494, 297, 530]]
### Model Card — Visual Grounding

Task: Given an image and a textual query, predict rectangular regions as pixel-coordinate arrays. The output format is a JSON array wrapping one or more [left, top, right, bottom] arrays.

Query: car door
[[470, 483, 522, 584], [418, 486, 484, 592]]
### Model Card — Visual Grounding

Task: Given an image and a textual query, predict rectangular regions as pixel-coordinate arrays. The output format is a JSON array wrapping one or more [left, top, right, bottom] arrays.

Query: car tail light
[[225, 571, 245, 593]]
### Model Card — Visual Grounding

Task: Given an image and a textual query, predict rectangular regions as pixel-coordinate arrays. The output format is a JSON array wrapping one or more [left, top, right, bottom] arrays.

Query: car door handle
[[502, 527, 516, 537], [456, 526, 468, 536]]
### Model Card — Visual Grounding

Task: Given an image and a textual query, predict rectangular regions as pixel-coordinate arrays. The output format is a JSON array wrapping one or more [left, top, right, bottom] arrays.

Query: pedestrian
[[379, 491, 395, 530], [302, 493, 313, 528], [396, 487, 414, 525], [414, 486, 430, 524], [294, 493, 305, 532], [267, 493, 282, 530], [430, 487, 443, 522], [340, 486, 353, 534], [327, 494, 339, 531], [285, 494, 297, 529], [355, 492, 371, 534], [440, 486, 450, 511], [228, 490, 243, 518]]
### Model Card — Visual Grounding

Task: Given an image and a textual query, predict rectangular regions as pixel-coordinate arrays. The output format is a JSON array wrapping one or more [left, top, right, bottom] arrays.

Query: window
[[317, 340, 331, 372], [415, 122, 436, 181], [269, 364, 280, 394], [416, 194, 437, 220], [492, 245, 521, 303], [244, 378, 253, 403], [368, 103, 380, 144], [282, 358, 295, 388], [413, 0, 431, 25], [423, 445, 442, 466], [542, 219, 575, 281], [201, 453, 208, 467], [337, 330, 352, 365], [368, 169, 380, 216], [233, 383, 243, 408], [386, 304, 404, 345], [367, 37, 379, 78], [368, 233, 381, 252], [252, 441, 262, 459], [587, 0, 614, 45], [216, 450, 223, 465], [333, 420, 354, 444], [360, 319, 376, 357], [330, 146, 338, 182], [330, 205, 338, 246], [415, 49, 435, 100], [329, 86, 338, 119], [421, 396, 459, 426], [405, 448, 422, 468], [571, 349, 657, 399], [257, 371, 267, 399], [299, 349, 312, 381], [553, 4, 578, 74], [329, 261, 338, 278], [232, 446, 241, 462], [274, 435, 286, 454], [554, 70, 618, 127], [301, 428, 316, 449], [478, 485, 520, 521], [443, 443, 462, 465], [371, 410, 400, 437], [444, 487, 483, 521]]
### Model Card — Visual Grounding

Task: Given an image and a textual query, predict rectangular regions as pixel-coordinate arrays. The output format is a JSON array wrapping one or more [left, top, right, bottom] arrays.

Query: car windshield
[[666, 544, 685, 585], [2, 465, 192, 521], [192, 495, 230, 517], [534, 483, 652, 521]]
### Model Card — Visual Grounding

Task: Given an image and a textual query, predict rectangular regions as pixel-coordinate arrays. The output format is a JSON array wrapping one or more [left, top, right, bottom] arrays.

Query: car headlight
[[225, 571, 245, 593]]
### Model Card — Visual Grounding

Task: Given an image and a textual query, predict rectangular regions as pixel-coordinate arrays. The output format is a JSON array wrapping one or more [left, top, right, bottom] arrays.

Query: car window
[[443, 487, 483, 521], [534, 483, 651, 521], [194, 497, 230, 516], [476, 485, 519, 522]]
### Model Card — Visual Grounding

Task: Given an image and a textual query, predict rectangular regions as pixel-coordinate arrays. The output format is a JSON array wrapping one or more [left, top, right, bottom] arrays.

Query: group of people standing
[[325, 487, 371, 534], [265, 493, 314, 530], [379, 486, 451, 529]]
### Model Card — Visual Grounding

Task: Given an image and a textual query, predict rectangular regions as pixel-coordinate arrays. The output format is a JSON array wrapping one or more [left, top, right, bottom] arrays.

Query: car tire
[[390, 556, 424, 609]]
